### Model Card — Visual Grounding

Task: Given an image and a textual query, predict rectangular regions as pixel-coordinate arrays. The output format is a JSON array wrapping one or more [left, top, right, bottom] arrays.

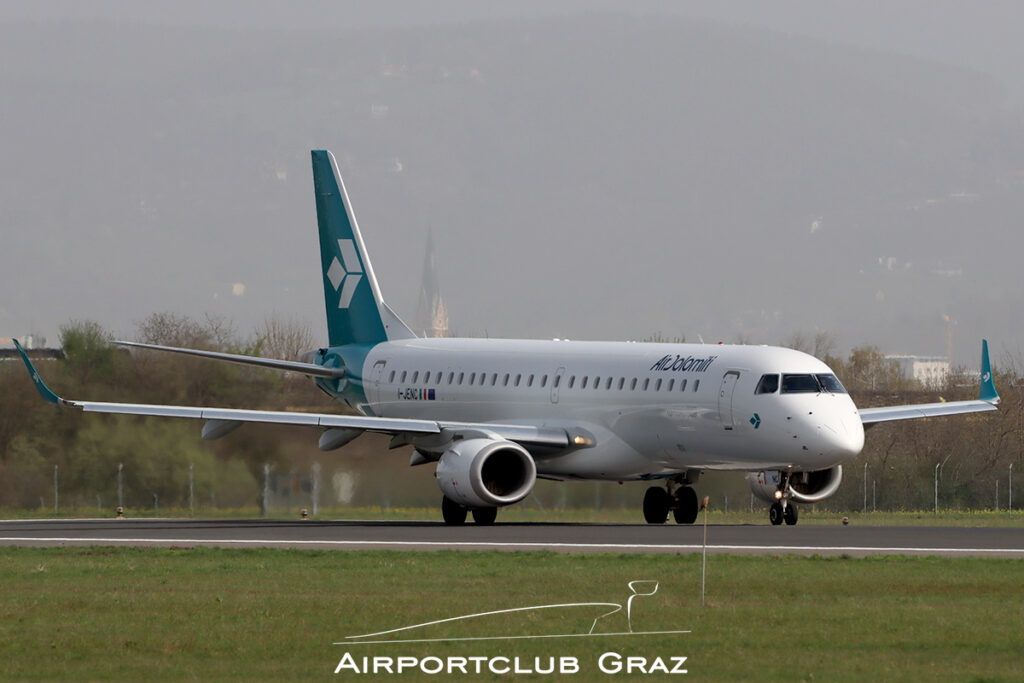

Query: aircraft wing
[[13, 340, 570, 449], [859, 399, 997, 425], [858, 340, 1000, 426]]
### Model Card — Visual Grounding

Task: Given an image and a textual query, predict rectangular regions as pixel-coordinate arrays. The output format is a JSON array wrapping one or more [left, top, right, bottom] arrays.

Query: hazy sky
[[1, 2, 1022, 364]]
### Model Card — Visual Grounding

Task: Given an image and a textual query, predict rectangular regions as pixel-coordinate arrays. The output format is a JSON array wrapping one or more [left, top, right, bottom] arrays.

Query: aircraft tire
[[672, 486, 700, 524], [643, 486, 670, 524], [769, 502, 784, 526], [783, 503, 799, 526], [472, 507, 498, 525], [442, 496, 467, 525]]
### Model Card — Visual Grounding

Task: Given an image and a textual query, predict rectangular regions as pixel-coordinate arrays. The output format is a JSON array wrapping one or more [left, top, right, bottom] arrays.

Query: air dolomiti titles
[[649, 354, 718, 373]]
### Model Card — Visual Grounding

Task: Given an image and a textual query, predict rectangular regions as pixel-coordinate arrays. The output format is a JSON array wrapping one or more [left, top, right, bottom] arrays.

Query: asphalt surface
[[1, 518, 1023, 556]]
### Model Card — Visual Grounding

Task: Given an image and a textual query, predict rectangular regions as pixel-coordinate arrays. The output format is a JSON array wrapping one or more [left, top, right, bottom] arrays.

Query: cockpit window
[[815, 373, 847, 394], [781, 374, 821, 393], [780, 373, 848, 394], [755, 374, 779, 394]]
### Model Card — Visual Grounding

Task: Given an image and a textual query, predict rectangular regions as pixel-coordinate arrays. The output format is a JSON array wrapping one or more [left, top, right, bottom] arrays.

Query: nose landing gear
[[769, 500, 799, 526]]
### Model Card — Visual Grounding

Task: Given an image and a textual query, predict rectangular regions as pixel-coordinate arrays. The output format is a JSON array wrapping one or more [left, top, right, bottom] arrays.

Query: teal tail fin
[[311, 150, 415, 346], [979, 339, 1000, 404]]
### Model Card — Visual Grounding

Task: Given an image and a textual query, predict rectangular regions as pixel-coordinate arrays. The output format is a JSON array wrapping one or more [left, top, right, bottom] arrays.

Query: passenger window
[[469, 372, 476, 385], [411, 371, 419, 383], [605, 377, 613, 390], [401, 371, 407, 383], [618, 378, 625, 390], [541, 375, 548, 388], [479, 373, 486, 386], [667, 379, 675, 391], [643, 378, 650, 391], [630, 378, 637, 390], [528, 374, 534, 387], [655, 378, 662, 391], [680, 379, 687, 391], [503, 373, 510, 387], [515, 374, 521, 387], [756, 374, 779, 394], [458, 372, 464, 384], [436, 372, 443, 385], [569, 376, 576, 389], [447, 372, 454, 384], [491, 373, 498, 385], [694, 380, 700, 391], [423, 371, 430, 384], [553, 375, 560, 388], [581, 376, 588, 389], [593, 376, 600, 389], [388, 370, 395, 382]]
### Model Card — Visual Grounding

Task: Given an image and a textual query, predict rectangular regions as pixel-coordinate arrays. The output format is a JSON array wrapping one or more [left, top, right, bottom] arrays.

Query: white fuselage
[[359, 339, 865, 480]]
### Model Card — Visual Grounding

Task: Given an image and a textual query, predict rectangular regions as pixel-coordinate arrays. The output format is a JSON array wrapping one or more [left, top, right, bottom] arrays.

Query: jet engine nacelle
[[746, 466, 843, 504], [435, 438, 537, 508]]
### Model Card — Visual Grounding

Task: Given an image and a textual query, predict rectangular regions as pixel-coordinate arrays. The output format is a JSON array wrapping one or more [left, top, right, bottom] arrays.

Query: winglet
[[979, 339, 1000, 405], [12, 339, 63, 405]]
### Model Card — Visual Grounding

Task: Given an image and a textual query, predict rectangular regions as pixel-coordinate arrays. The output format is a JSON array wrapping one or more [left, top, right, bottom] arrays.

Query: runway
[[2, 518, 1023, 556]]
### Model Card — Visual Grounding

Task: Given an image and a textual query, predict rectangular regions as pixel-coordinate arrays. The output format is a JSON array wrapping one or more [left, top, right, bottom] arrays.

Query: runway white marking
[[2, 536, 1024, 555]]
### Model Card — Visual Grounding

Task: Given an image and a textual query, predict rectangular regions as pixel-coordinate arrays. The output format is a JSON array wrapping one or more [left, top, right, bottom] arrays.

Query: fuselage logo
[[649, 354, 718, 373], [326, 239, 363, 308]]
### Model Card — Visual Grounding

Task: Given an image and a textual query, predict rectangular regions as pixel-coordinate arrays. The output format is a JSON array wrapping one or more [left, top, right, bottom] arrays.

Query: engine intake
[[435, 438, 537, 508], [746, 465, 843, 504]]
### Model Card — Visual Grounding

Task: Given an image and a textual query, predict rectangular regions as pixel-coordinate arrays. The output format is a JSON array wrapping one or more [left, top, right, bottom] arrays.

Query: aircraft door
[[718, 371, 740, 430], [369, 360, 387, 409], [551, 367, 565, 404]]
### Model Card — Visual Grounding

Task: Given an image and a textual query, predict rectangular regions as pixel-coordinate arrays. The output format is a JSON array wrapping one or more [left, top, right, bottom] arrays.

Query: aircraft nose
[[817, 415, 864, 460]]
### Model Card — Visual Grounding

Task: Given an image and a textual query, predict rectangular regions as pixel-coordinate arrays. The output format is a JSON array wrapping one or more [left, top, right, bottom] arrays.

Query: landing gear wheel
[[643, 486, 670, 524], [472, 507, 497, 525], [672, 486, 699, 524], [769, 502, 784, 526], [783, 503, 799, 526], [441, 496, 467, 525]]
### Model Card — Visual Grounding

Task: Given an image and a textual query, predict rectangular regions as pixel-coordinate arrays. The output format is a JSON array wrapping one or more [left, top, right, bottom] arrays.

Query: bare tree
[[781, 331, 808, 354], [253, 314, 315, 361], [135, 312, 238, 351]]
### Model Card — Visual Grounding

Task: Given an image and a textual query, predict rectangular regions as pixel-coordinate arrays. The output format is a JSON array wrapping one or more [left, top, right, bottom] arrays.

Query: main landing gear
[[642, 475, 700, 524], [441, 496, 497, 525], [769, 500, 799, 526]]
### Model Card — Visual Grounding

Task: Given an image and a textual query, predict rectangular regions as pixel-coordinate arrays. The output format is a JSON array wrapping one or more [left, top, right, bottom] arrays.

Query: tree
[[844, 344, 905, 392], [253, 314, 316, 361], [135, 312, 239, 350], [782, 329, 836, 360], [58, 319, 114, 382]]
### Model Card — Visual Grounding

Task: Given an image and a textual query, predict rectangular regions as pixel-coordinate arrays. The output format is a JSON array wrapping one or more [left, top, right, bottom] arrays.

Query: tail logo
[[326, 239, 364, 309]]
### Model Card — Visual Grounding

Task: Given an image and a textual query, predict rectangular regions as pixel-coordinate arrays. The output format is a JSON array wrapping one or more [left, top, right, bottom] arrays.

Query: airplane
[[14, 150, 1001, 526]]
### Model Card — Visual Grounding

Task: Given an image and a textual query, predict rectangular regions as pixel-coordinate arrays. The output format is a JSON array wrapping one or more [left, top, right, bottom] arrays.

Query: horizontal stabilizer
[[114, 340, 345, 378]]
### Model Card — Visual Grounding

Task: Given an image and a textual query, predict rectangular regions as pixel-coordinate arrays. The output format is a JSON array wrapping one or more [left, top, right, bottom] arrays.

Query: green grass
[[4, 505, 1024, 527], [0, 547, 1021, 681]]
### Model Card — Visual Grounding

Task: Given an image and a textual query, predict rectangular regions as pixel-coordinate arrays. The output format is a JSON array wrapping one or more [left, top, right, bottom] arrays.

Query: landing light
[[572, 435, 594, 446], [774, 490, 784, 500]]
